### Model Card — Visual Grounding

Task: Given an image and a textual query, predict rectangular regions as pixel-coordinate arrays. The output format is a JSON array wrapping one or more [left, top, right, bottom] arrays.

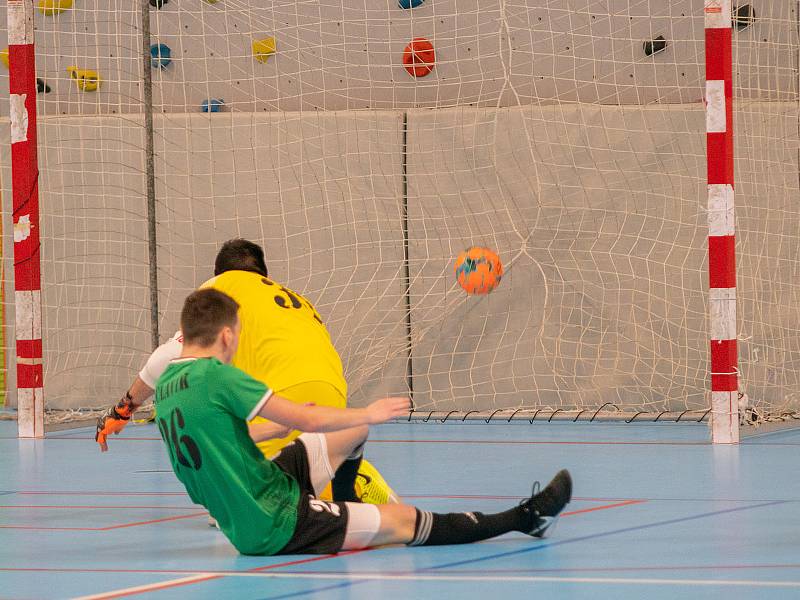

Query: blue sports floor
[[1, 419, 799, 599]]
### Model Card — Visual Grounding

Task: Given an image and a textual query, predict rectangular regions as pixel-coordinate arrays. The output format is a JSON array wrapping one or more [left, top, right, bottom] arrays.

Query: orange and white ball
[[454, 247, 503, 295]]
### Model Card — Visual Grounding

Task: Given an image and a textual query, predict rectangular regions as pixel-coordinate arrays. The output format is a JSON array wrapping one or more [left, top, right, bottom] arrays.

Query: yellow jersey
[[200, 271, 347, 398]]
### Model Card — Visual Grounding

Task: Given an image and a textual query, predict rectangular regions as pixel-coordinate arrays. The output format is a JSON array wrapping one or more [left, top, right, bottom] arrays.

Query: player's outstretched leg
[[364, 470, 573, 549], [328, 428, 367, 502], [323, 425, 370, 502]]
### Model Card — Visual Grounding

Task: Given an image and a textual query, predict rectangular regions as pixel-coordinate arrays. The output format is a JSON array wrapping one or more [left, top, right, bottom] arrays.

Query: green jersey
[[154, 357, 300, 555]]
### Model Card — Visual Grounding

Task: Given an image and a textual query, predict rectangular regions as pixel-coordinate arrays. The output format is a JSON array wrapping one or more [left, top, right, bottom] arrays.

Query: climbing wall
[[0, 0, 798, 419], [0, 0, 794, 114]]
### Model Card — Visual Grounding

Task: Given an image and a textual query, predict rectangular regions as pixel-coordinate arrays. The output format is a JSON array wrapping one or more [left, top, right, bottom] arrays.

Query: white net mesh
[[0, 0, 798, 424]]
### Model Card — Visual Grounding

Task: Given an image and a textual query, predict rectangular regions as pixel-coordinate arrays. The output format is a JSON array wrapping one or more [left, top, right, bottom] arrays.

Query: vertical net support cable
[[705, 0, 739, 443], [401, 112, 414, 403], [141, 0, 160, 350], [8, 0, 44, 438]]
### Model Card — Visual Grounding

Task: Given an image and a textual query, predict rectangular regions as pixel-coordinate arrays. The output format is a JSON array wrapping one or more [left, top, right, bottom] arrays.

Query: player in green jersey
[[155, 288, 572, 555]]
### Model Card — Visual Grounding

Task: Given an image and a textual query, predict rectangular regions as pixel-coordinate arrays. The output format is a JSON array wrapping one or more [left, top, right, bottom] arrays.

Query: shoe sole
[[529, 514, 559, 538]]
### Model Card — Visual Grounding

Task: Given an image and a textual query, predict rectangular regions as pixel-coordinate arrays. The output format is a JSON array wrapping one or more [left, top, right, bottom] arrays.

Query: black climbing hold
[[149, 0, 168, 8], [643, 35, 667, 57], [733, 5, 755, 31], [36, 78, 51, 94]]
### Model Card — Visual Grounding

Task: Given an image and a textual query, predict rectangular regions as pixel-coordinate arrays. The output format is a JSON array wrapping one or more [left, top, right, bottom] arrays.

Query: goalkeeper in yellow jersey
[[96, 239, 398, 505]]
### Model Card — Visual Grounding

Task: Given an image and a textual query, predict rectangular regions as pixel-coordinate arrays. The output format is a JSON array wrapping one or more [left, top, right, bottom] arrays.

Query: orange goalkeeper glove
[[96, 393, 134, 452]]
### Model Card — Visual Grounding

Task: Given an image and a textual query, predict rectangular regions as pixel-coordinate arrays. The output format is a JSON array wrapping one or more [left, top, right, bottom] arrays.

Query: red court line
[[17, 491, 187, 496], [44, 436, 714, 446], [0, 511, 207, 531], [370, 439, 710, 446], [5, 492, 642, 503], [66, 500, 642, 598], [6, 562, 800, 577], [404, 495, 639, 502], [431, 563, 800, 574], [561, 500, 644, 517], [17, 491, 779, 503], [0, 501, 645, 532], [0, 505, 201, 510]]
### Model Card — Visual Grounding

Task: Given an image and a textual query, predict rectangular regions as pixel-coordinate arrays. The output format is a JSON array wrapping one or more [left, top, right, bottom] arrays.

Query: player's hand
[[95, 394, 134, 452], [365, 397, 412, 424]]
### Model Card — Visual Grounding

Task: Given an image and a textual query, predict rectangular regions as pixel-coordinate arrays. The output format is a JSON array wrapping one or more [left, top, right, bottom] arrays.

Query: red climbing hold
[[403, 37, 435, 77]]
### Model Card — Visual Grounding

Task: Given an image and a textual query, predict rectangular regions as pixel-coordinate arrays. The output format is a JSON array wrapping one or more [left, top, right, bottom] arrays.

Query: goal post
[[705, 0, 738, 443], [4, 0, 799, 440], [7, 0, 44, 438]]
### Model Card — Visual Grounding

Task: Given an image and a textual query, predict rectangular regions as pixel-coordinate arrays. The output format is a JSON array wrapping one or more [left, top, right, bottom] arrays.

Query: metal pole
[[401, 112, 414, 402], [705, 0, 738, 443], [141, 0, 160, 350], [8, 0, 44, 437]]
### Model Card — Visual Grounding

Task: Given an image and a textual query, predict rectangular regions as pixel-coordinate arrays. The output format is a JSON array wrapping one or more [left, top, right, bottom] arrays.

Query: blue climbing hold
[[150, 43, 172, 69], [399, 0, 424, 8], [201, 98, 224, 112]]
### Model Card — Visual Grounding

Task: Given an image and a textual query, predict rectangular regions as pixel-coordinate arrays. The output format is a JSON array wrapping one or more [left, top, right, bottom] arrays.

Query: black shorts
[[273, 435, 380, 555]]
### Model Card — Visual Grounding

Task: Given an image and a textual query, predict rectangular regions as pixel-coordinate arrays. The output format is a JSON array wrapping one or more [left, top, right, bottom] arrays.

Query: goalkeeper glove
[[96, 392, 134, 452]]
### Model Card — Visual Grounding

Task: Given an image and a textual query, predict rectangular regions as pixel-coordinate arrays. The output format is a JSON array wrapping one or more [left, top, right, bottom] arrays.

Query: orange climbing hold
[[403, 37, 435, 77]]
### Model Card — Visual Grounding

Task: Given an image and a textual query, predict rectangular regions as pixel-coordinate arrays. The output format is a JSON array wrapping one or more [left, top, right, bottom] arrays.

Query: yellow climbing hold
[[252, 37, 276, 63], [39, 0, 73, 16], [67, 66, 101, 91], [0, 48, 9, 70]]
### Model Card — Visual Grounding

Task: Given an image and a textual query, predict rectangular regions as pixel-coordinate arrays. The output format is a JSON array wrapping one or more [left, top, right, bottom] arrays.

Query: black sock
[[331, 442, 364, 502], [407, 506, 531, 546]]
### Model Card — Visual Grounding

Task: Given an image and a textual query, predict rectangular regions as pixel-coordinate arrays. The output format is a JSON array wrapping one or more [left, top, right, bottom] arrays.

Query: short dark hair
[[180, 289, 240, 347], [214, 239, 268, 277]]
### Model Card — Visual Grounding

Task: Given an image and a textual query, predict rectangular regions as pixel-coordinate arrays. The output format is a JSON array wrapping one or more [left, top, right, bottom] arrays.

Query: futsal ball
[[454, 247, 503, 295]]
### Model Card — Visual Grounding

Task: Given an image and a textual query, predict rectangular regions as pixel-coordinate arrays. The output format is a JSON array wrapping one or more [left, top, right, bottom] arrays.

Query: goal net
[[3, 0, 799, 430]]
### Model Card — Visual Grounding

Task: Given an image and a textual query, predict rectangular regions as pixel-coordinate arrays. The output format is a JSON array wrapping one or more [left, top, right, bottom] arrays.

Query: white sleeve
[[138, 331, 184, 389]]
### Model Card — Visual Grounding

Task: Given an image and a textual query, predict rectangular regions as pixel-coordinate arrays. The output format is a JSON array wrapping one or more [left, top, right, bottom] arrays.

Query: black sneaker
[[519, 469, 572, 538]]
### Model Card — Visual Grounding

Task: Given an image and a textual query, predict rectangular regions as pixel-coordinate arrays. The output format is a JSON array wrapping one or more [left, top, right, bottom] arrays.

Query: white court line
[[76, 574, 216, 600], [76, 570, 800, 598]]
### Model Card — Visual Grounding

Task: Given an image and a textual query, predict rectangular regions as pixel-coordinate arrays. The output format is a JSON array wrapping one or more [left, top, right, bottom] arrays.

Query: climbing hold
[[37, 78, 51, 94], [403, 37, 435, 77], [643, 35, 667, 57], [38, 0, 73, 16], [0, 48, 8, 70], [398, 0, 424, 8], [203, 0, 220, 3], [252, 37, 277, 63], [149, 0, 168, 8], [67, 67, 101, 91], [201, 98, 224, 112], [733, 5, 755, 31], [150, 43, 172, 69]]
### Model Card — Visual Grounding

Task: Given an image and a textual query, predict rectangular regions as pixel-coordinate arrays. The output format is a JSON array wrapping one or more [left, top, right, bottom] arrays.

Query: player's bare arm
[[98, 331, 290, 450], [259, 394, 411, 433], [98, 372, 300, 450], [248, 421, 292, 443]]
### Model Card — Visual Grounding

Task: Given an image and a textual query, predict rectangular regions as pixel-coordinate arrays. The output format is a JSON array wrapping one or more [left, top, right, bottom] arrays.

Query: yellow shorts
[[250, 380, 345, 458]]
